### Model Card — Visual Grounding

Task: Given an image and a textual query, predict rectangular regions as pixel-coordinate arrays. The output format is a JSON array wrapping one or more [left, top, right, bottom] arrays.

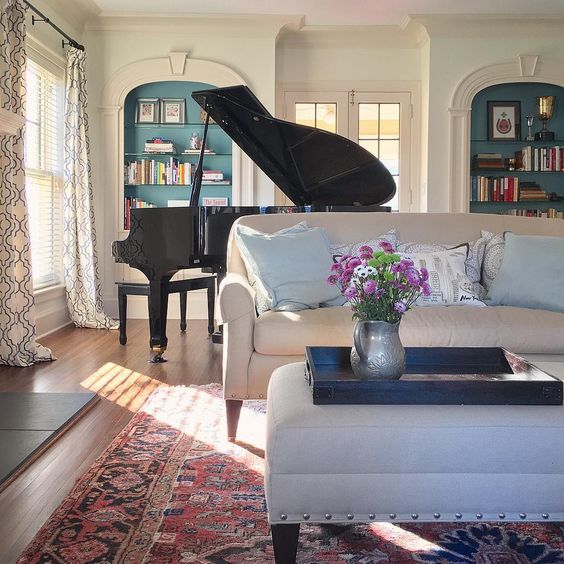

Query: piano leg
[[148, 279, 170, 363], [179, 291, 187, 332]]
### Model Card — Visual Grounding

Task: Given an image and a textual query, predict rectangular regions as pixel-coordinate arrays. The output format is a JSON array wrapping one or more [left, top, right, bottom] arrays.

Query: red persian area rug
[[19, 384, 564, 563]]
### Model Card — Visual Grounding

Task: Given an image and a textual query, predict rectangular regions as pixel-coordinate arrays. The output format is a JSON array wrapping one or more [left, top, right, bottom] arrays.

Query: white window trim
[[277, 80, 422, 211], [25, 35, 71, 333]]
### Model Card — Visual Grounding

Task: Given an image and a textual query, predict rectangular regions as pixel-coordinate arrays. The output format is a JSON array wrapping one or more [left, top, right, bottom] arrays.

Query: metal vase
[[350, 320, 405, 380]]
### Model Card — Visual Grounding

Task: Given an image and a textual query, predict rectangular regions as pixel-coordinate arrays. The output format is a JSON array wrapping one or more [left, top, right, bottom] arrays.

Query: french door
[[284, 90, 412, 211]]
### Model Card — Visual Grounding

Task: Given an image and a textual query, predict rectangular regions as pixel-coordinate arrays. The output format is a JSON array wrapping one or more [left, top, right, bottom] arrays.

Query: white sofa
[[219, 212, 564, 439]]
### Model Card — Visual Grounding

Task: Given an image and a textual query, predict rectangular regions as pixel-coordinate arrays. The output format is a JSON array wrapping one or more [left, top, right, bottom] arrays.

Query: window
[[285, 90, 412, 211], [24, 55, 64, 289]]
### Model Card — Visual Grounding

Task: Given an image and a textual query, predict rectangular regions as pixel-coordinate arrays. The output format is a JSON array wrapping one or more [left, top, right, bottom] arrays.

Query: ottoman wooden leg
[[271, 523, 300, 564], [225, 399, 243, 441]]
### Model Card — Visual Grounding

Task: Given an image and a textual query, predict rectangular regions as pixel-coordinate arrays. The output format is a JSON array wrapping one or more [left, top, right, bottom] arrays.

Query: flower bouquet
[[327, 241, 430, 379]]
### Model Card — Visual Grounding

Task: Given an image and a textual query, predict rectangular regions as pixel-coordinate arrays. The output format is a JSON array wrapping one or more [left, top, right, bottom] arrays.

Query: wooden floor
[[0, 319, 222, 563]]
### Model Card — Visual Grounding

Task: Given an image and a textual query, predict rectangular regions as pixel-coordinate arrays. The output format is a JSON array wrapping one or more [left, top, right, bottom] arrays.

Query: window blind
[[25, 57, 64, 289]]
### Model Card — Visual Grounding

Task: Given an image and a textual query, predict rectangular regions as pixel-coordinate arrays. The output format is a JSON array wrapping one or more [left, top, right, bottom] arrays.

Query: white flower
[[364, 265, 377, 275], [353, 265, 368, 278]]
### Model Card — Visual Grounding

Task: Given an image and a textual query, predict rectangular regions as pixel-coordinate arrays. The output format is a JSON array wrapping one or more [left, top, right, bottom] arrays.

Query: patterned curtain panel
[[63, 48, 117, 329], [0, 0, 53, 366]]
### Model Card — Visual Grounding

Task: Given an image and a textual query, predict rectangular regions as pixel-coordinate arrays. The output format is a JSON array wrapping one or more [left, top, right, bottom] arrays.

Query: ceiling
[[90, 0, 564, 26]]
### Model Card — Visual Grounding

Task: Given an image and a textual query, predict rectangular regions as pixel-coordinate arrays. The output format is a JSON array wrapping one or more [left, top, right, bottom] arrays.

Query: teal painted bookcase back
[[470, 82, 564, 217], [123, 81, 232, 227]]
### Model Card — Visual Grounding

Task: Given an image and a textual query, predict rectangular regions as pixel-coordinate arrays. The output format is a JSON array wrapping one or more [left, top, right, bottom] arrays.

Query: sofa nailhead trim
[[389, 513, 396, 519], [280, 513, 287, 520], [434, 513, 441, 519], [347, 513, 354, 520], [411, 513, 419, 520], [369, 513, 376, 520], [520, 513, 527, 519], [455, 513, 463, 519], [325, 513, 332, 520], [542, 513, 550, 519], [303, 513, 310, 520]]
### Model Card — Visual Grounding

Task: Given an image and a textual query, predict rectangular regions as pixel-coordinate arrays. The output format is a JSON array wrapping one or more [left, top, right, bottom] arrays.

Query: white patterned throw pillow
[[397, 236, 487, 299], [481, 230, 506, 292], [400, 246, 485, 307], [330, 229, 398, 257]]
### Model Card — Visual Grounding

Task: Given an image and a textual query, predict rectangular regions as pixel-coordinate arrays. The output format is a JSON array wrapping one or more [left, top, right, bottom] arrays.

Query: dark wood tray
[[305, 347, 563, 406]]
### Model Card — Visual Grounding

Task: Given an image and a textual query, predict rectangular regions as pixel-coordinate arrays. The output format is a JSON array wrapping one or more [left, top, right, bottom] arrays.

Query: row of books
[[144, 137, 176, 154], [472, 153, 505, 170], [125, 158, 192, 185], [471, 176, 520, 202], [502, 209, 564, 219], [471, 176, 550, 202], [518, 146, 564, 172], [123, 197, 156, 230]]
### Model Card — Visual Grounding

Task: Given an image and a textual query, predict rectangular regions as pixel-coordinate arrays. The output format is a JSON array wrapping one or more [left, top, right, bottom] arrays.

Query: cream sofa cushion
[[254, 305, 564, 355]]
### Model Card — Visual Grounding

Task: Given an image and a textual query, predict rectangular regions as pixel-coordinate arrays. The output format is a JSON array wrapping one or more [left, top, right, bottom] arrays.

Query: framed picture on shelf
[[487, 101, 521, 141], [136, 98, 159, 124], [161, 98, 186, 124]]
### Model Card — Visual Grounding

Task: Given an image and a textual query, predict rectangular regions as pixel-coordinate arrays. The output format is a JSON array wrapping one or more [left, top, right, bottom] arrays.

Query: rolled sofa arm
[[219, 273, 256, 399], [218, 273, 256, 324]]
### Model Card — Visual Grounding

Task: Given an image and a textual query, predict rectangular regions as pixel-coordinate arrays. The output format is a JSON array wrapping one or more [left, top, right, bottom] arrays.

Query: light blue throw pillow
[[486, 232, 564, 312], [236, 224, 344, 312]]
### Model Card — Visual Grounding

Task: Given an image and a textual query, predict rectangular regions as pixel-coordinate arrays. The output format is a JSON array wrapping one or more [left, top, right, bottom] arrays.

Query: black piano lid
[[192, 85, 396, 207]]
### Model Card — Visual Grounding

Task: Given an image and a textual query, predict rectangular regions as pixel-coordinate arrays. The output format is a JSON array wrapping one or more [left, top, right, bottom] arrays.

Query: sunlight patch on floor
[[370, 521, 442, 553], [80, 362, 164, 412]]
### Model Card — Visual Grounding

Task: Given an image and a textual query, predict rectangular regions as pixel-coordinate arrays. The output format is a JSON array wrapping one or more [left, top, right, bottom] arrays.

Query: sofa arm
[[219, 274, 256, 400], [218, 273, 256, 324]]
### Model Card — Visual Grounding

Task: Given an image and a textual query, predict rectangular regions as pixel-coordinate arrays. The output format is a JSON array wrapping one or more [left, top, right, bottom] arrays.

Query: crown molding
[[86, 13, 302, 36], [409, 13, 564, 36], [277, 24, 421, 49]]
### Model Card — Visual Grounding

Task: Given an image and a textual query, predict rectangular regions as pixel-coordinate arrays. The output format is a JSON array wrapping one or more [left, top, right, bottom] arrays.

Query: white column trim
[[448, 55, 564, 212]]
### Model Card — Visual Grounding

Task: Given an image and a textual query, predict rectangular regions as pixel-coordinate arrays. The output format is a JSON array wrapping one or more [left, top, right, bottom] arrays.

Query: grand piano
[[112, 85, 396, 361]]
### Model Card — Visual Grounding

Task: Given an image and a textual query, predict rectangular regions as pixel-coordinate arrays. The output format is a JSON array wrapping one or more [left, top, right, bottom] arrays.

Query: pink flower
[[420, 267, 429, 282], [421, 282, 432, 296], [327, 274, 338, 285], [405, 268, 420, 286], [348, 257, 361, 269], [394, 301, 407, 313], [363, 280, 377, 294], [379, 240, 394, 253], [344, 286, 358, 300], [331, 262, 343, 273]]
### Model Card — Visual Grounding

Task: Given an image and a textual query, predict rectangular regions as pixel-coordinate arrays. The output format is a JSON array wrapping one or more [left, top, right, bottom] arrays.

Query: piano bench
[[116, 277, 216, 345]]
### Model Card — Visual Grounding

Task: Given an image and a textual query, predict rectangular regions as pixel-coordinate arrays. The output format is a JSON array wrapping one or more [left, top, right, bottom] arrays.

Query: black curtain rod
[[23, 0, 85, 51]]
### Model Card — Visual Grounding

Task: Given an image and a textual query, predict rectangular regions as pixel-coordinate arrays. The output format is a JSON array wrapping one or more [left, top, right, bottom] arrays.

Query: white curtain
[[0, 0, 53, 366], [63, 48, 117, 329]]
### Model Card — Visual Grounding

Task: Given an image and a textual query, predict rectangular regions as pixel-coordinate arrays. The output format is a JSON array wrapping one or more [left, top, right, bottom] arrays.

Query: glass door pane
[[350, 93, 411, 211]]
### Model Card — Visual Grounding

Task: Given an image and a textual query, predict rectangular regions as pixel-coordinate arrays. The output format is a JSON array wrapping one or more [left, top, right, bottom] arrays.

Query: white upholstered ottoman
[[264, 361, 564, 564]]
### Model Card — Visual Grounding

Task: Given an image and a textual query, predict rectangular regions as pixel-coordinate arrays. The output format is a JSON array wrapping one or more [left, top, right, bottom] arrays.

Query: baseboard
[[35, 285, 71, 338]]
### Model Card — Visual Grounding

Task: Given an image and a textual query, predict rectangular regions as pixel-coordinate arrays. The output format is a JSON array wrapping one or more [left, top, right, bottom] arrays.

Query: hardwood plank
[[0, 319, 222, 563]]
